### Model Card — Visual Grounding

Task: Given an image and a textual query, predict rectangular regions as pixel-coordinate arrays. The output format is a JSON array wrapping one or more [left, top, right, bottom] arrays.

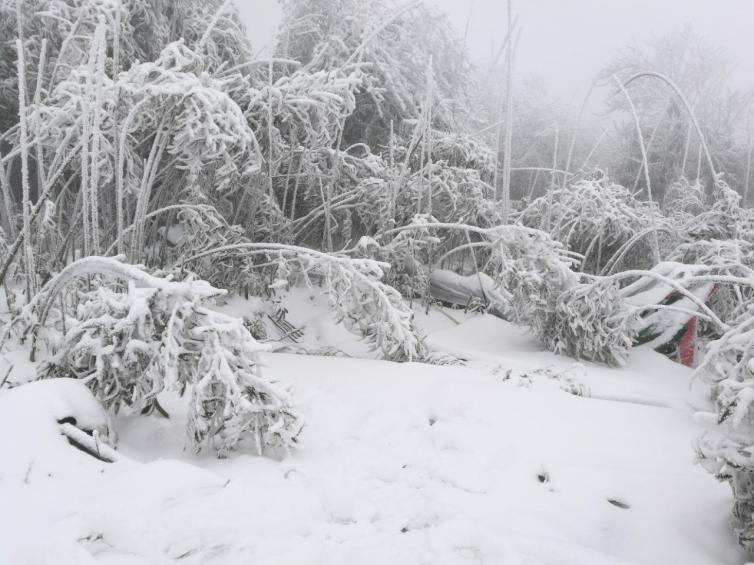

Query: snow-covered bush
[[358, 218, 438, 300], [696, 306, 754, 552], [185, 243, 427, 362], [307, 255, 426, 362], [369, 219, 639, 365], [667, 183, 754, 341], [5, 257, 301, 458], [681, 178, 754, 243], [487, 226, 580, 331], [484, 224, 636, 366], [402, 164, 500, 228], [663, 177, 706, 217], [279, 0, 475, 145], [518, 175, 659, 274], [396, 121, 496, 179], [546, 281, 636, 366]]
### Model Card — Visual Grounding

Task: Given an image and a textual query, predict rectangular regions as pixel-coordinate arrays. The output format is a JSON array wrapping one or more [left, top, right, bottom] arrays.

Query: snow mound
[[0, 314, 745, 564], [0, 378, 115, 478]]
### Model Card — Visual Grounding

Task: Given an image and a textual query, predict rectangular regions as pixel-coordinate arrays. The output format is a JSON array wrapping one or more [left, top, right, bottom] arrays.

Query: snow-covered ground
[[0, 292, 746, 564]]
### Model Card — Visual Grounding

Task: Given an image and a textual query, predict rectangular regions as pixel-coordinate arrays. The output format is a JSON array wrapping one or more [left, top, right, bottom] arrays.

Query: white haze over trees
[[238, 0, 754, 98], [0, 0, 754, 563]]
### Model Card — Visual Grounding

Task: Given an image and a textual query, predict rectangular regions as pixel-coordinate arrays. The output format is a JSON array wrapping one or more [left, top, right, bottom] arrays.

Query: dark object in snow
[[537, 471, 550, 483], [267, 313, 304, 343], [140, 398, 170, 419], [607, 498, 630, 509], [57, 419, 117, 463], [0, 365, 13, 389]]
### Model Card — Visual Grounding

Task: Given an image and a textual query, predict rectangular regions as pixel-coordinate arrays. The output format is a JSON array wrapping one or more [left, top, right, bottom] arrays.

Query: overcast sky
[[236, 0, 754, 101]]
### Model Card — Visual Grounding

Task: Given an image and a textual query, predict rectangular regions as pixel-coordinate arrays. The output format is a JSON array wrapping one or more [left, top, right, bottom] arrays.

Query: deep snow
[[0, 293, 745, 564]]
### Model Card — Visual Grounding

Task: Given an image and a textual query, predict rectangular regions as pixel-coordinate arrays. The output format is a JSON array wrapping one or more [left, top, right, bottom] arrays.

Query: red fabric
[[676, 283, 719, 368], [679, 317, 698, 368]]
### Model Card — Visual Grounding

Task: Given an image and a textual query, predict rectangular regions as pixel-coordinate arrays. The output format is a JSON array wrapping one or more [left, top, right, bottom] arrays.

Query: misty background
[[236, 0, 754, 101]]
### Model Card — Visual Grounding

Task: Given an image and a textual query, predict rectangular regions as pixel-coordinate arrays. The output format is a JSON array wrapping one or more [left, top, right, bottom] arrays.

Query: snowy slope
[[0, 303, 745, 564]]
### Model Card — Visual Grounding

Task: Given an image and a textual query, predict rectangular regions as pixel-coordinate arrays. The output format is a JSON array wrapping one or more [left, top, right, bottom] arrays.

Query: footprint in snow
[[607, 498, 631, 509]]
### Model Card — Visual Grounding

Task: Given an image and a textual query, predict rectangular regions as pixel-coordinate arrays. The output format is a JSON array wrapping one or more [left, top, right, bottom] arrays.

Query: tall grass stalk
[[562, 80, 596, 188], [500, 0, 516, 221], [419, 57, 434, 214], [89, 19, 107, 254], [631, 97, 670, 193], [15, 32, 36, 297], [267, 37, 275, 199], [613, 74, 660, 264], [744, 127, 752, 207], [681, 122, 692, 177], [113, 0, 124, 253], [342, 1, 422, 67], [0, 156, 14, 238], [625, 71, 716, 180], [198, 0, 232, 51], [33, 39, 48, 190]]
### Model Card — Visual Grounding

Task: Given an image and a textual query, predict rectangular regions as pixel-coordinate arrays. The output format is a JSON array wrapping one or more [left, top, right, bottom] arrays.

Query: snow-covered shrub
[[487, 226, 580, 331], [300, 254, 426, 361], [6, 257, 301, 458], [396, 121, 496, 179], [544, 280, 637, 367], [486, 225, 637, 366], [117, 40, 258, 191], [144, 204, 272, 297], [681, 178, 754, 243], [402, 164, 500, 228], [663, 177, 705, 217], [358, 219, 437, 300], [696, 306, 754, 552], [370, 219, 636, 365], [185, 243, 427, 362], [518, 175, 659, 274], [287, 147, 394, 249], [280, 0, 475, 145], [245, 67, 360, 153]]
